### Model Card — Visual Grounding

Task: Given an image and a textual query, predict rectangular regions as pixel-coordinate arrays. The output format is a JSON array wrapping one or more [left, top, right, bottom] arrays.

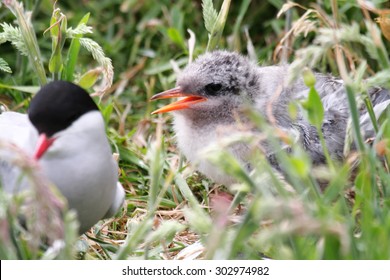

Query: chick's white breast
[[173, 113, 249, 185]]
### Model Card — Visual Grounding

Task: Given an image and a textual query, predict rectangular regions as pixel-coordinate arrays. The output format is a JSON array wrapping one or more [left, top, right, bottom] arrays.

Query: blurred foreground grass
[[1, 0, 390, 259]]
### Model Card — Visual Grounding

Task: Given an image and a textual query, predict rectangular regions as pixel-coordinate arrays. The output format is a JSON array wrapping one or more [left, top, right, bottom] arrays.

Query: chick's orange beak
[[150, 86, 207, 114], [34, 134, 56, 160]]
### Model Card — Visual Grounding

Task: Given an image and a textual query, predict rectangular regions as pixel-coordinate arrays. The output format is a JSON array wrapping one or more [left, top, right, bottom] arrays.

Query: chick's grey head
[[178, 51, 259, 100], [150, 51, 260, 115]]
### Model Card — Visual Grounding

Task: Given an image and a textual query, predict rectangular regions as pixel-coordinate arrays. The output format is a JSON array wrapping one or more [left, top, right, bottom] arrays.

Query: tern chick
[[151, 51, 390, 185]]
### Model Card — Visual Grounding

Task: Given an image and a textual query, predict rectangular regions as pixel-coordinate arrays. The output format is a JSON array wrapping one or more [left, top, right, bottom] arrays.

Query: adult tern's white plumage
[[0, 81, 125, 233]]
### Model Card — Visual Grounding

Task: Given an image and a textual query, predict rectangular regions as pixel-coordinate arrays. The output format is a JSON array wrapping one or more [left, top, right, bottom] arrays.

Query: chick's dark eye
[[205, 83, 222, 96]]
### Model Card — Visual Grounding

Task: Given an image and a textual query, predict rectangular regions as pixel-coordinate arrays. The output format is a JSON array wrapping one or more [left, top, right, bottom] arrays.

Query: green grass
[[1, 0, 390, 260]]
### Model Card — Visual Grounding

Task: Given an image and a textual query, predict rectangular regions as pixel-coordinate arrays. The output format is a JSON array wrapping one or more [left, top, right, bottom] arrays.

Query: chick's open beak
[[34, 134, 56, 160], [150, 86, 207, 114]]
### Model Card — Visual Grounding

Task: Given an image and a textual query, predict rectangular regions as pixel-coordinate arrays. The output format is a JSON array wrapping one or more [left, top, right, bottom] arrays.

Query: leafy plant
[[0, 0, 113, 94]]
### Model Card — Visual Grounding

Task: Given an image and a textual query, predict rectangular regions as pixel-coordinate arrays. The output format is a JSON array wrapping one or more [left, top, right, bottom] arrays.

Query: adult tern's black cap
[[28, 80, 98, 138]]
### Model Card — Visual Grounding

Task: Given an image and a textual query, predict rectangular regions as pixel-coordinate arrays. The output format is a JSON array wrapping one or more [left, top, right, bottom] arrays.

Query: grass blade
[[64, 13, 90, 81], [206, 0, 231, 51], [4, 0, 47, 85]]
